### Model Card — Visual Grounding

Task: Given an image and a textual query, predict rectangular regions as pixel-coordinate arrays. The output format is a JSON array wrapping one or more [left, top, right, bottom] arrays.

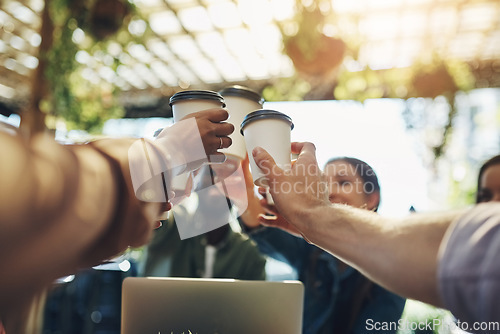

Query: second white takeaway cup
[[218, 85, 264, 161], [240, 109, 294, 187]]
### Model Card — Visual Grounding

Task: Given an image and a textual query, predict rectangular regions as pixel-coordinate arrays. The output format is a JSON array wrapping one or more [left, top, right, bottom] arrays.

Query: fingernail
[[252, 147, 262, 157]]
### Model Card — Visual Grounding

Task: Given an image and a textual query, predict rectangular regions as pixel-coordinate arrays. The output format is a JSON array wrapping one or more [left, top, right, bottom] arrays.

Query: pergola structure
[[1, 0, 500, 119]]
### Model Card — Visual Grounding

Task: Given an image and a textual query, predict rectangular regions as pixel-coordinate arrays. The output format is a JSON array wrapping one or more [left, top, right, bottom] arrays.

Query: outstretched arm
[[252, 142, 465, 306], [0, 108, 233, 319]]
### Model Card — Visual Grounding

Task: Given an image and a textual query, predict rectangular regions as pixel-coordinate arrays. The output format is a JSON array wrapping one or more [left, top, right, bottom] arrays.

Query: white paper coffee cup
[[170, 90, 225, 123], [218, 85, 264, 162], [240, 109, 294, 187], [168, 90, 226, 193]]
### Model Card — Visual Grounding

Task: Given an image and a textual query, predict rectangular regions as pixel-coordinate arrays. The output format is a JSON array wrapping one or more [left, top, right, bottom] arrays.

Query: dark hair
[[476, 154, 500, 203], [324, 157, 381, 210]]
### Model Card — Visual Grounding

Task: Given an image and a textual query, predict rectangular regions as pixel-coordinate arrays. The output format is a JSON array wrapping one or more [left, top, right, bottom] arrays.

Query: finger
[[205, 135, 231, 158], [258, 214, 291, 230], [292, 142, 317, 159], [213, 136, 231, 154], [159, 202, 169, 212], [252, 146, 282, 182], [202, 108, 230, 122], [258, 213, 278, 226], [257, 187, 267, 196], [291, 142, 306, 154], [181, 108, 229, 123], [241, 155, 254, 188], [241, 154, 250, 169], [217, 135, 232, 149], [214, 122, 235, 137], [259, 197, 277, 215], [208, 153, 227, 164]]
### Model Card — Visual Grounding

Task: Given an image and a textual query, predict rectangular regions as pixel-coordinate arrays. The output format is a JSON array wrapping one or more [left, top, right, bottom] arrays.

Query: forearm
[[0, 135, 121, 310], [301, 203, 465, 305]]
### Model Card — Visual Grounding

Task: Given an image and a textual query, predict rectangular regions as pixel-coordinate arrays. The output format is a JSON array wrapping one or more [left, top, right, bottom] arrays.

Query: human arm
[[0, 108, 232, 316], [252, 142, 466, 306], [0, 133, 151, 314]]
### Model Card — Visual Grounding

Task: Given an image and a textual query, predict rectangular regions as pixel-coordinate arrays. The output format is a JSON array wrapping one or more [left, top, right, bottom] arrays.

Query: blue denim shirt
[[249, 227, 406, 334]]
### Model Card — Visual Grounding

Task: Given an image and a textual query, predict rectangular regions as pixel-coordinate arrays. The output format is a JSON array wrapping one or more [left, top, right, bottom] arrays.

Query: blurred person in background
[[240, 155, 405, 334], [0, 108, 233, 334], [476, 154, 500, 203]]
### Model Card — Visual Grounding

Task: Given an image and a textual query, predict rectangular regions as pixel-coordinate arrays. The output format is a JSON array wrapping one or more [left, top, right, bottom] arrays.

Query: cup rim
[[240, 109, 294, 135], [219, 85, 264, 105], [169, 90, 225, 107]]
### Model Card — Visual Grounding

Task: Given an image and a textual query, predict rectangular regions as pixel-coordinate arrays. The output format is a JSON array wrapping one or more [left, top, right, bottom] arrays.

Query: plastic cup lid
[[218, 85, 264, 106], [240, 109, 294, 135], [169, 90, 225, 107]]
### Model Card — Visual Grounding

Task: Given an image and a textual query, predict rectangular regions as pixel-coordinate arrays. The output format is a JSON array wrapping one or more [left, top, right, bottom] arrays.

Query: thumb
[[252, 146, 282, 183]]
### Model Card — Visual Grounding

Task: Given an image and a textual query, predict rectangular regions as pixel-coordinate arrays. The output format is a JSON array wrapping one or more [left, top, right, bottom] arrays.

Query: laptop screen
[[121, 277, 304, 334]]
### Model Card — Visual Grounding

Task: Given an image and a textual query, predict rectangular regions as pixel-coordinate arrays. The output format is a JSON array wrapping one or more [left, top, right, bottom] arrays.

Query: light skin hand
[[253, 141, 465, 306], [256, 187, 304, 238], [252, 142, 330, 238], [235, 155, 304, 237]]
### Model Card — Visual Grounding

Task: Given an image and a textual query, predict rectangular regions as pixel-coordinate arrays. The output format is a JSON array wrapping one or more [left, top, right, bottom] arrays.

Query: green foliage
[[262, 76, 311, 102], [397, 300, 451, 334], [334, 66, 411, 102], [44, 0, 150, 133], [333, 55, 475, 102], [446, 60, 476, 92], [446, 165, 478, 208]]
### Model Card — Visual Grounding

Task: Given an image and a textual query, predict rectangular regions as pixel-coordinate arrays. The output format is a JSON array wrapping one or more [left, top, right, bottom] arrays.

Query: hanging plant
[[40, 0, 148, 133], [283, 0, 346, 77], [408, 57, 475, 160], [408, 56, 474, 99], [285, 34, 346, 76], [89, 0, 131, 40]]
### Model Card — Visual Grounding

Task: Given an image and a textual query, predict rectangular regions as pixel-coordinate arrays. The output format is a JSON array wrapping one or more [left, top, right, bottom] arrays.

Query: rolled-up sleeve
[[438, 203, 500, 330]]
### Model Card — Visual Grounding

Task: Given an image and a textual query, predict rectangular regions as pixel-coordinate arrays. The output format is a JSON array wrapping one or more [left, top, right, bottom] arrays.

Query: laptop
[[121, 277, 304, 334]]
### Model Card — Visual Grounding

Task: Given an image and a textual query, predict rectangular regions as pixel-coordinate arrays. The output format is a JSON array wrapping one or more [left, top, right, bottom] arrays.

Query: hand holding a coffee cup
[[180, 107, 234, 163], [254, 186, 304, 239], [153, 108, 234, 175], [252, 142, 329, 241]]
